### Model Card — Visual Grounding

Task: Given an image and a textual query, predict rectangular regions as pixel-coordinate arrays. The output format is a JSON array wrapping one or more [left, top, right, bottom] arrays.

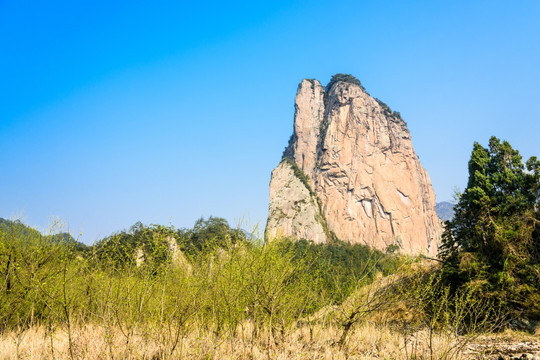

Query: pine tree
[[440, 137, 540, 320]]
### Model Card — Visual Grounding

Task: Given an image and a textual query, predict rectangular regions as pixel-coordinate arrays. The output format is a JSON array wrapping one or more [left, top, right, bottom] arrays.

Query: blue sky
[[1, 0, 539, 243]]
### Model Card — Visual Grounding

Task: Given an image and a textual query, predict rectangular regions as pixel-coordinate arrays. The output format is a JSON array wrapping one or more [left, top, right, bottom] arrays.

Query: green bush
[[326, 73, 365, 92], [375, 98, 405, 122]]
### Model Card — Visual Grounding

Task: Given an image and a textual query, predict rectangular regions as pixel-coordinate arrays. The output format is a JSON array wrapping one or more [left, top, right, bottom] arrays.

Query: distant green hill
[[0, 217, 89, 251]]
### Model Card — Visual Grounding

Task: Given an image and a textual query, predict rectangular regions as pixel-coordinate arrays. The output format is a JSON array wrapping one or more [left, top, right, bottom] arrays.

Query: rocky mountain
[[435, 201, 455, 222], [266, 74, 442, 256]]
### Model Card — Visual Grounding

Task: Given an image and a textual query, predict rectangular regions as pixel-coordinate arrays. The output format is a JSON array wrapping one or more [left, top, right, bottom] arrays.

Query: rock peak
[[268, 75, 442, 255]]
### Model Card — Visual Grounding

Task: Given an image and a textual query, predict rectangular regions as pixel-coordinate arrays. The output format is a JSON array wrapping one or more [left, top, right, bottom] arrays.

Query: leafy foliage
[[181, 216, 248, 255], [440, 137, 540, 321], [1, 213, 508, 357], [287, 239, 403, 304], [0, 219, 85, 332], [375, 98, 405, 123], [94, 217, 249, 271], [326, 73, 365, 92], [93, 222, 177, 270], [281, 158, 314, 195], [0, 215, 405, 333], [0, 218, 88, 251]]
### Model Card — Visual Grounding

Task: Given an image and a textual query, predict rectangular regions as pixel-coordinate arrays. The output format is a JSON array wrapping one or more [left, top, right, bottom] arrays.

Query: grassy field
[[0, 321, 487, 360], [0, 218, 536, 359]]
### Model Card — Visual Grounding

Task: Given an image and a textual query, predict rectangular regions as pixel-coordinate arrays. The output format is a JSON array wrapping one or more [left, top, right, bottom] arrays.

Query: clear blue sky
[[1, 0, 539, 244]]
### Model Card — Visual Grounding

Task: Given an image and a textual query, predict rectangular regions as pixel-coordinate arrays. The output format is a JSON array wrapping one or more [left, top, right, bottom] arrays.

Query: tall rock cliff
[[266, 75, 442, 255]]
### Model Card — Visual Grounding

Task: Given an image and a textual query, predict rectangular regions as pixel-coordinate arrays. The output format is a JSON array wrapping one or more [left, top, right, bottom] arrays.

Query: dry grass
[[0, 321, 479, 360]]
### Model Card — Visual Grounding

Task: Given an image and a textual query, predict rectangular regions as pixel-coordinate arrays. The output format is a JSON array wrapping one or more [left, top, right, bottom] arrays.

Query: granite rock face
[[266, 160, 328, 243], [267, 76, 442, 255]]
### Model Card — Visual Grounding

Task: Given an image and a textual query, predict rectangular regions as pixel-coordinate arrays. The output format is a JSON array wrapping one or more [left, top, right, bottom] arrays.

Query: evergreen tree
[[440, 137, 540, 320]]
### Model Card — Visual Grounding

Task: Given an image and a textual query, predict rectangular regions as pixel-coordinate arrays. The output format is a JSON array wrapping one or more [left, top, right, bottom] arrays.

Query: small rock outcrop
[[266, 75, 442, 255]]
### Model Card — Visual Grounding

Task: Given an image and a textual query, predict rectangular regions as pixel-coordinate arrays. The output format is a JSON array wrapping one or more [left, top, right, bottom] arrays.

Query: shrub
[[326, 73, 365, 92]]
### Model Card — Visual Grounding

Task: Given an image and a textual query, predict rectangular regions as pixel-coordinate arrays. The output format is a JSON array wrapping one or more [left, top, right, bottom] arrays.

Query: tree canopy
[[440, 136, 540, 320], [326, 73, 364, 92]]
